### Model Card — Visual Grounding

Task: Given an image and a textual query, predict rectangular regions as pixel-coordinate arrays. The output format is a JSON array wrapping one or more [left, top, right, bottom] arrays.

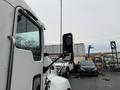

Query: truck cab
[[0, 0, 45, 90], [0, 0, 73, 90]]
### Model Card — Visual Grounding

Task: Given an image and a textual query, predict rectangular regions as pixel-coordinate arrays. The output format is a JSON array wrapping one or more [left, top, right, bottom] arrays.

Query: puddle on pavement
[[101, 77, 111, 81], [104, 84, 112, 87]]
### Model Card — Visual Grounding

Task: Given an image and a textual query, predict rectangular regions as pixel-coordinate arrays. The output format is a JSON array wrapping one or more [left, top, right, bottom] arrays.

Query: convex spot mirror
[[63, 33, 74, 62]]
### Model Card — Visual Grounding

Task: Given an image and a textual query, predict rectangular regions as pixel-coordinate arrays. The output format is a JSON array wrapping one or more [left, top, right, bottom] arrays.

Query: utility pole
[[60, 0, 62, 54], [110, 41, 119, 71], [87, 45, 93, 60]]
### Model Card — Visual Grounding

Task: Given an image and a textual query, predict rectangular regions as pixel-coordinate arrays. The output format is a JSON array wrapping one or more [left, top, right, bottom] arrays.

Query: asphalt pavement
[[69, 72, 120, 90]]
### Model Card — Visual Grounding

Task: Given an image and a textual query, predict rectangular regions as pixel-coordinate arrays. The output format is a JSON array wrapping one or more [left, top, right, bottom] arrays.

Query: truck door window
[[16, 11, 41, 61]]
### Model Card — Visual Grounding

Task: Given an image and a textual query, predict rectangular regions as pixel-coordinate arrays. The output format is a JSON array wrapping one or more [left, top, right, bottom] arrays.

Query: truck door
[[7, 7, 44, 90]]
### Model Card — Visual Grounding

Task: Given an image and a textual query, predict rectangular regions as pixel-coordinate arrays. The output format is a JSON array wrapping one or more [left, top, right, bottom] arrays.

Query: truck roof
[[4, 0, 45, 29]]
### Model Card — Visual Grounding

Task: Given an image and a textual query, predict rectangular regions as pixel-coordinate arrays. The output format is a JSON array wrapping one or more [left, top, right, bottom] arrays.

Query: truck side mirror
[[63, 33, 74, 62]]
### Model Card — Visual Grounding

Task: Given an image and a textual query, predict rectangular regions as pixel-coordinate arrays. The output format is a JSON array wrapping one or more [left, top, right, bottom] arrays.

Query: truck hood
[[48, 74, 71, 90]]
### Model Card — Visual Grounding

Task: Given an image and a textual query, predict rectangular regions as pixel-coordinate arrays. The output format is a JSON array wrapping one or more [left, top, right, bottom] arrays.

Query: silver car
[[80, 61, 98, 76]]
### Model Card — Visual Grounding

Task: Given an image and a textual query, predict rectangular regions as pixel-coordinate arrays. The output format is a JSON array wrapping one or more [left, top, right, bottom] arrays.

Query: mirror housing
[[63, 33, 74, 62], [43, 33, 74, 73]]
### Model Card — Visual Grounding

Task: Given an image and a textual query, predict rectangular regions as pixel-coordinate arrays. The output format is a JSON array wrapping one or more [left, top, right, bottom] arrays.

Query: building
[[44, 43, 86, 63]]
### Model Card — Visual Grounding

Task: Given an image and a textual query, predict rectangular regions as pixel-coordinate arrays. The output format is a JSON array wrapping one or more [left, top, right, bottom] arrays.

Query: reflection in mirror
[[63, 33, 74, 62]]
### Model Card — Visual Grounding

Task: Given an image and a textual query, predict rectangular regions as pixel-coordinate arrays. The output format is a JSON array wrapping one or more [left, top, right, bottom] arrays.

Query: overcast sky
[[24, 0, 120, 53]]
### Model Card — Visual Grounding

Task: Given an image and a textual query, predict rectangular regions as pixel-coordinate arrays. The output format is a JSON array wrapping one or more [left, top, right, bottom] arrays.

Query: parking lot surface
[[69, 72, 120, 90]]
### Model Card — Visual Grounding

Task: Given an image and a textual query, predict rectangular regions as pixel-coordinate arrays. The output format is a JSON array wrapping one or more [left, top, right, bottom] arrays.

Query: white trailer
[[0, 0, 71, 90]]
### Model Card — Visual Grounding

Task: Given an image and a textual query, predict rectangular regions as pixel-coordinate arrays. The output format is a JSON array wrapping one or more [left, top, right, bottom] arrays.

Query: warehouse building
[[44, 43, 86, 64]]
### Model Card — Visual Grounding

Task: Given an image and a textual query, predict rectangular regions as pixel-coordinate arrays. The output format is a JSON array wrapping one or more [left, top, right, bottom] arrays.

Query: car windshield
[[63, 60, 70, 62], [56, 59, 64, 63], [80, 61, 95, 66], [95, 60, 102, 63]]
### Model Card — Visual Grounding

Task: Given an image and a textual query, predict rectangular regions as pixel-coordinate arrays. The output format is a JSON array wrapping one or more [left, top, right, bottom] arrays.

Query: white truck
[[0, 0, 72, 90]]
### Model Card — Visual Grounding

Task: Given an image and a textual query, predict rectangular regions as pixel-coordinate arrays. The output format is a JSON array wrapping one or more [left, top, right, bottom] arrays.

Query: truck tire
[[65, 68, 70, 78]]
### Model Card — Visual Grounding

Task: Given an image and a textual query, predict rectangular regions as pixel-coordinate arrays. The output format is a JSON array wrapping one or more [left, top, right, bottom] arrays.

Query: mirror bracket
[[43, 53, 65, 73]]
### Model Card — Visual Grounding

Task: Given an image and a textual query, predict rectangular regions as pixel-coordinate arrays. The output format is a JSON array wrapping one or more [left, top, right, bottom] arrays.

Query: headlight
[[93, 68, 97, 71], [80, 67, 85, 71]]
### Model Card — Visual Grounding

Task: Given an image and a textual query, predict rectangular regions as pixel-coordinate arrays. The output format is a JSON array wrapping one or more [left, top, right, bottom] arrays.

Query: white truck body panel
[[5, 0, 35, 16], [11, 48, 44, 90], [0, 1, 14, 89], [0, 0, 44, 90]]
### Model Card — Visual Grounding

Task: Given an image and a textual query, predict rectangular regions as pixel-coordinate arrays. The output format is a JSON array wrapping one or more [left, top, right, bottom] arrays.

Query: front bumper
[[80, 70, 98, 76], [56, 66, 66, 74]]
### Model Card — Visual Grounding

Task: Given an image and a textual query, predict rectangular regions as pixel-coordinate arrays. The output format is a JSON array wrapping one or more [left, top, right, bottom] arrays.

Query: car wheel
[[65, 68, 70, 78]]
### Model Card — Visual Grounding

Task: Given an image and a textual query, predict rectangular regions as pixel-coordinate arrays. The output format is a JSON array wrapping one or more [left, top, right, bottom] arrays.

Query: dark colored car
[[79, 61, 98, 76]]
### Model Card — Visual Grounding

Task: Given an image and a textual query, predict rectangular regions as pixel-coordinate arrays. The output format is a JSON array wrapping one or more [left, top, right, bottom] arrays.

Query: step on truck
[[0, 0, 73, 90]]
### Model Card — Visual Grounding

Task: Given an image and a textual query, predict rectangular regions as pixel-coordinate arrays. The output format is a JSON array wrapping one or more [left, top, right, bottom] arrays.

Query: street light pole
[[60, 0, 62, 54]]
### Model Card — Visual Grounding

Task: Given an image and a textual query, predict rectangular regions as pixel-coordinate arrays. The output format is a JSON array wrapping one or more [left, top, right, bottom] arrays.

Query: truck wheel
[[65, 68, 70, 78]]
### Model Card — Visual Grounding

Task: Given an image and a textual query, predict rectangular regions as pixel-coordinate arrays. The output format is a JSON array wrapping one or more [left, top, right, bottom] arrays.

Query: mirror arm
[[43, 54, 65, 73]]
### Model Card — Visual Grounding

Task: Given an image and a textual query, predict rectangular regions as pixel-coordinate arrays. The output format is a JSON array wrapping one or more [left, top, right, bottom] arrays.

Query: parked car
[[108, 61, 120, 71], [79, 60, 98, 76], [54, 58, 74, 78], [94, 57, 103, 73]]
